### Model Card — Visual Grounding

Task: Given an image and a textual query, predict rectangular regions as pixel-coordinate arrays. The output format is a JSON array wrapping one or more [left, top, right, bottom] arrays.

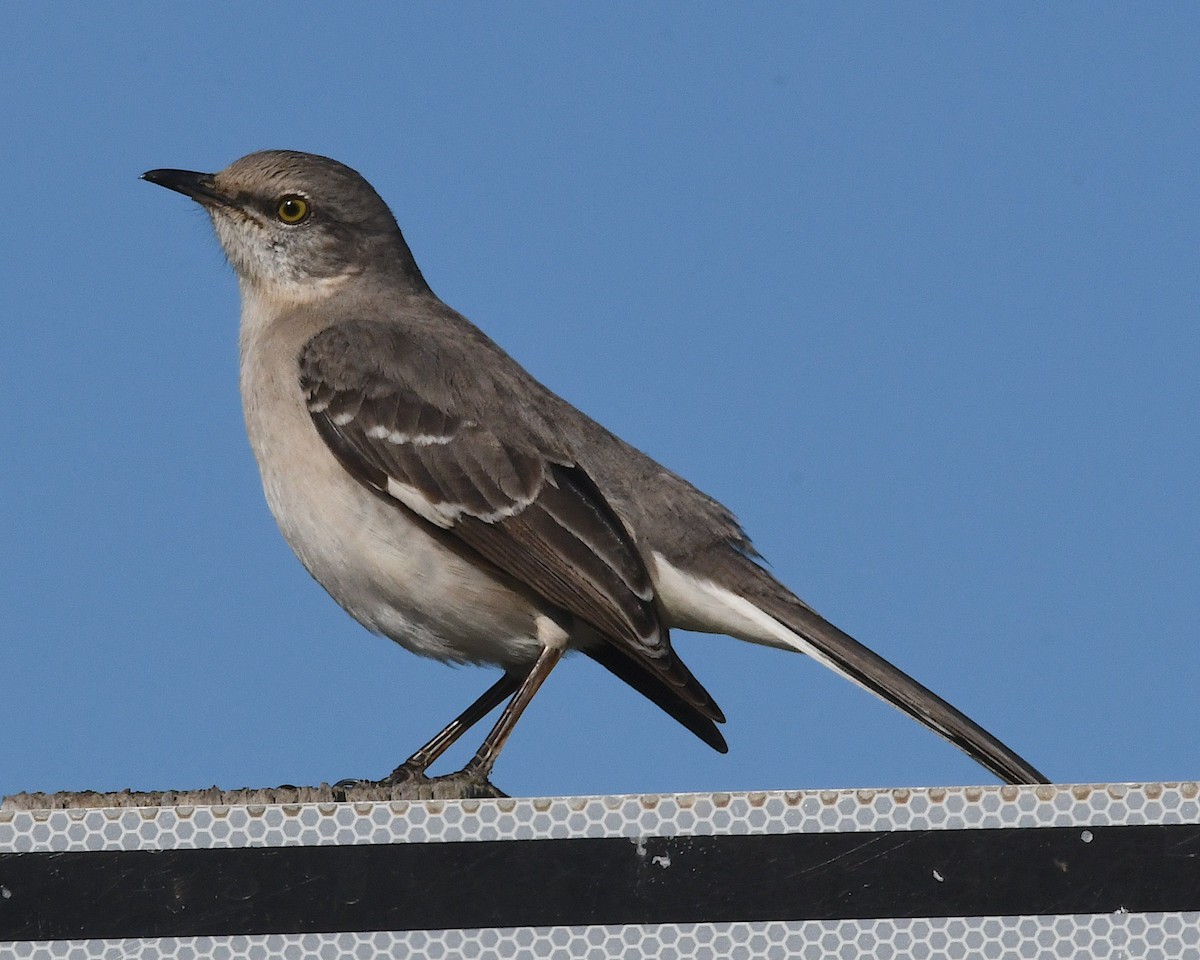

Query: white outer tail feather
[[651, 553, 878, 698]]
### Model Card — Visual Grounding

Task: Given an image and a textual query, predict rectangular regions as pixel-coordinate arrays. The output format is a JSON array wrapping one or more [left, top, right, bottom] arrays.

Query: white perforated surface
[[3, 914, 1200, 960], [4, 782, 1198, 852], [3, 782, 1198, 958]]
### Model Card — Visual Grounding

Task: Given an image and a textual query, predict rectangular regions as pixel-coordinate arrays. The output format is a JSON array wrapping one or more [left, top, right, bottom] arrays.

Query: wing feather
[[300, 322, 724, 732]]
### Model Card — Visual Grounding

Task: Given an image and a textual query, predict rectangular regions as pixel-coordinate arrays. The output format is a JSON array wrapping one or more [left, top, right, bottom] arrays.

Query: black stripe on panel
[[2, 824, 1199, 940]]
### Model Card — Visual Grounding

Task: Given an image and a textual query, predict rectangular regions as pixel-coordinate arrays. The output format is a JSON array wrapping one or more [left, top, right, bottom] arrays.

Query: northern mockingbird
[[143, 151, 1047, 788]]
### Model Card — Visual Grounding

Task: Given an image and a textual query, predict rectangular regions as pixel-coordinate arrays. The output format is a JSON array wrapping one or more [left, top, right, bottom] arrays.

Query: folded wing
[[300, 321, 727, 749]]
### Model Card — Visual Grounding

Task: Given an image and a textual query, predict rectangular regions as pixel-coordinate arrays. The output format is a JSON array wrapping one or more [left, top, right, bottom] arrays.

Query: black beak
[[142, 168, 229, 206]]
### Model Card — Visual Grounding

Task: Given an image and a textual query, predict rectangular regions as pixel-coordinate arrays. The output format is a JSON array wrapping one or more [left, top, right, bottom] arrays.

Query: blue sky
[[3, 5, 1197, 800]]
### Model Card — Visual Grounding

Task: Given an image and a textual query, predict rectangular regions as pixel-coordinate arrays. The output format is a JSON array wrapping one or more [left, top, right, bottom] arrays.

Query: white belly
[[239, 315, 546, 667]]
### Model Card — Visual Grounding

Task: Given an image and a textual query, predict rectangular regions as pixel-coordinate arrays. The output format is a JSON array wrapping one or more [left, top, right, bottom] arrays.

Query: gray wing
[[299, 322, 724, 741]]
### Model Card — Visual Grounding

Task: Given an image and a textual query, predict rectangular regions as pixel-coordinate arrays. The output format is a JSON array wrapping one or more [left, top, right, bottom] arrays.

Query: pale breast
[[237, 300, 548, 667]]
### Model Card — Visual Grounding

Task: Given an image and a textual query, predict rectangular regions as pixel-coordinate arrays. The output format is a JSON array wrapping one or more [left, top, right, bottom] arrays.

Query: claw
[[382, 761, 429, 786], [429, 769, 508, 799]]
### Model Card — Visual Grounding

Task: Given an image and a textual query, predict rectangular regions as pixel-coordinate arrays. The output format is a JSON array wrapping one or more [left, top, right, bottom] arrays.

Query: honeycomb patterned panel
[[2, 783, 1198, 958], [4, 915, 1200, 960], [2, 782, 1198, 853]]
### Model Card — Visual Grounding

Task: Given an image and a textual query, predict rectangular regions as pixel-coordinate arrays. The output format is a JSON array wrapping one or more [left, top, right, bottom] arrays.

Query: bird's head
[[143, 150, 423, 300]]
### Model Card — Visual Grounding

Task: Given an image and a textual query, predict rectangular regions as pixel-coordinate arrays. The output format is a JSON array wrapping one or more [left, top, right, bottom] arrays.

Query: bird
[[142, 151, 1047, 790]]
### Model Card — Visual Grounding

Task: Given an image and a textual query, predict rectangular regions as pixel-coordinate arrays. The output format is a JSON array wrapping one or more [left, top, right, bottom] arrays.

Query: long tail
[[764, 595, 1048, 784], [652, 554, 1048, 784]]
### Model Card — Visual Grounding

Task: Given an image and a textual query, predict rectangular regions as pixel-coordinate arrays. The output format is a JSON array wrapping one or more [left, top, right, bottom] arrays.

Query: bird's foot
[[333, 763, 506, 800], [381, 760, 428, 786], [425, 768, 508, 799], [331, 760, 427, 790]]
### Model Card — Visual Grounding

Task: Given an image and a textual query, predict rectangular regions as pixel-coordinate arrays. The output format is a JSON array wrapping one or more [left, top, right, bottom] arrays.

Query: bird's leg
[[383, 671, 522, 784], [456, 642, 566, 783]]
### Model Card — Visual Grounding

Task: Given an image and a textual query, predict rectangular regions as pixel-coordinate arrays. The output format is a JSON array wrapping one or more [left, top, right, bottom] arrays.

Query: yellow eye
[[276, 195, 310, 224]]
